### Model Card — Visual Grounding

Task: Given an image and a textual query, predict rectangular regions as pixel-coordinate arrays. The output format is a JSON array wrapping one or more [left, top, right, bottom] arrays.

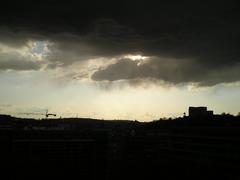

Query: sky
[[0, 1, 240, 121]]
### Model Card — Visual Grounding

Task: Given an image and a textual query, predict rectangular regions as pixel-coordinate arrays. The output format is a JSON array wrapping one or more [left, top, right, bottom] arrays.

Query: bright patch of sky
[[27, 40, 50, 60], [1, 69, 240, 121], [1, 41, 240, 121]]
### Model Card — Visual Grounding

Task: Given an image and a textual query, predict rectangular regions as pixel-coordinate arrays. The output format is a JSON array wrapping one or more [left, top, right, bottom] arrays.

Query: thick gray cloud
[[0, 1, 240, 85], [0, 52, 41, 71], [0, 27, 46, 48], [92, 58, 240, 86], [45, 19, 143, 67]]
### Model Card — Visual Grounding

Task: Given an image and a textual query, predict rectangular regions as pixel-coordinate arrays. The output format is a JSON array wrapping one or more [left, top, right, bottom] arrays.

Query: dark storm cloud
[[92, 58, 240, 86], [0, 1, 240, 85], [46, 18, 141, 66], [0, 52, 41, 71]]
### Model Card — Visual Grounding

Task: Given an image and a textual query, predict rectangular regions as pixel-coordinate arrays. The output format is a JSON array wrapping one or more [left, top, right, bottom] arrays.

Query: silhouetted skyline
[[2, 110, 240, 179]]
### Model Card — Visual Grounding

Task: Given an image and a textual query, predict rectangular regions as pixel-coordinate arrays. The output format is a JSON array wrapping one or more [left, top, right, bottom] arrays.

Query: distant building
[[188, 106, 214, 117], [206, 110, 214, 116]]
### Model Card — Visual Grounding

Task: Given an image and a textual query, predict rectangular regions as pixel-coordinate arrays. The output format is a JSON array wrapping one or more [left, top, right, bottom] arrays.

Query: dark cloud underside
[[0, 52, 41, 71], [92, 58, 240, 86], [0, 1, 240, 85]]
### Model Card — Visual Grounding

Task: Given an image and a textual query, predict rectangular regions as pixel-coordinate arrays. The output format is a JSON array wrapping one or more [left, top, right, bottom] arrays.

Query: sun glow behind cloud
[[124, 55, 148, 61], [1, 68, 240, 121], [1, 40, 240, 120]]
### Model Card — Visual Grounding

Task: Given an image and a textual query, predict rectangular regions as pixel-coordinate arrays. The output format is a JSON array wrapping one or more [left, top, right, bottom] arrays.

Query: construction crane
[[45, 110, 56, 118], [18, 109, 57, 118]]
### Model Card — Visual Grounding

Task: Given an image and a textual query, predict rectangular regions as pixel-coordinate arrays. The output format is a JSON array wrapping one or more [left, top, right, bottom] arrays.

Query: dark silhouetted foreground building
[[189, 106, 214, 117]]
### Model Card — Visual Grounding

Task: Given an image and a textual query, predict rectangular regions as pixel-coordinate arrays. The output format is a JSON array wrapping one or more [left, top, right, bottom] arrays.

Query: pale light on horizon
[[1, 71, 240, 121]]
